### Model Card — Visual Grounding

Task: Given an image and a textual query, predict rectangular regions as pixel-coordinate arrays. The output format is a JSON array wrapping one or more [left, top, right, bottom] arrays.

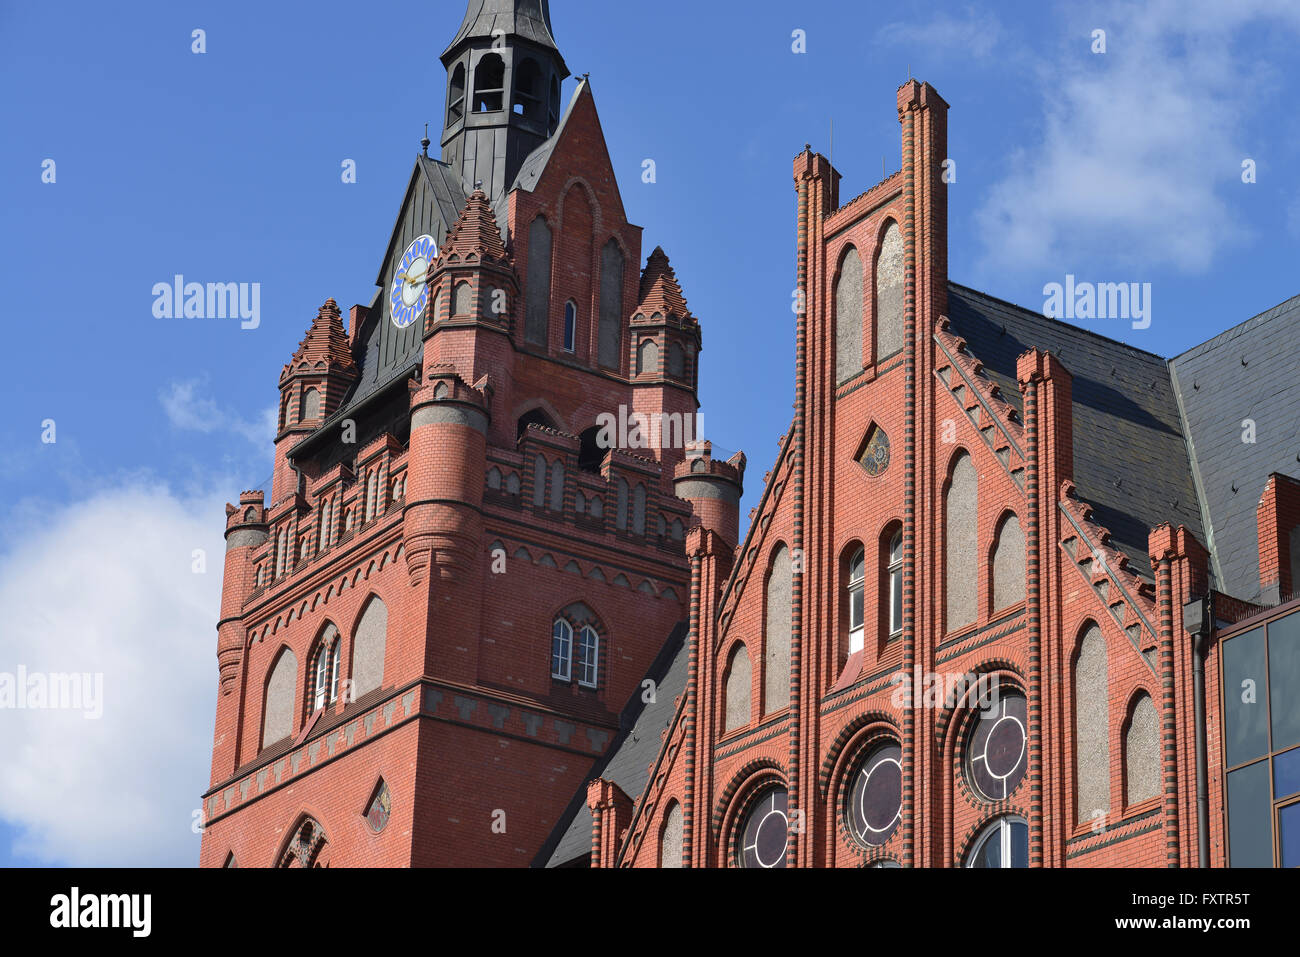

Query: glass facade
[[1222, 606, 1300, 867]]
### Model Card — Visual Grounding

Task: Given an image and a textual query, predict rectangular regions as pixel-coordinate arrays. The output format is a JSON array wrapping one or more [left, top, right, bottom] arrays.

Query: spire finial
[[421, 123, 430, 157]]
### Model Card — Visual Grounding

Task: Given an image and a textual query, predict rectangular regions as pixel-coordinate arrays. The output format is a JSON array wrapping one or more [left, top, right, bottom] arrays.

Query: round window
[[739, 786, 789, 869], [965, 688, 1028, 800], [847, 742, 902, 847]]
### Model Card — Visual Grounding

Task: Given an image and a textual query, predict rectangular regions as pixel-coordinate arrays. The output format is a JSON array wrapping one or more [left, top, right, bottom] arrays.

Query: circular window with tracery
[[965, 688, 1028, 801], [738, 786, 789, 869], [847, 742, 902, 847]]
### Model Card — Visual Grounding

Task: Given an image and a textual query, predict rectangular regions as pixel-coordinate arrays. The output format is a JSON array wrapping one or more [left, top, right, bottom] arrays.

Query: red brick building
[[199, 0, 740, 867], [202, 1, 1300, 868], [544, 84, 1300, 869]]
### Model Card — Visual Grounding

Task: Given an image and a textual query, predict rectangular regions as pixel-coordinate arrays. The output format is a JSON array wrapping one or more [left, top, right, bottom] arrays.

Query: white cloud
[[977, 0, 1300, 274], [160, 378, 276, 447], [0, 481, 227, 865], [877, 7, 1004, 60]]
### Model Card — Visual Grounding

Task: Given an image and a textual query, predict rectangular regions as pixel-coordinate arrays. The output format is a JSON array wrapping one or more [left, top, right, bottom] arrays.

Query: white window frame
[[966, 815, 1028, 868], [848, 548, 865, 653], [888, 531, 904, 638], [551, 619, 573, 681], [577, 625, 600, 689]]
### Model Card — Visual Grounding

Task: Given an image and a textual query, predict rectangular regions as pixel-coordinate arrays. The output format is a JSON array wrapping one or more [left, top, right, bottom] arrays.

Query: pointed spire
[[637, 247, 694, 323], [284, 298, 357, 377], [441, 189, 510, 264]]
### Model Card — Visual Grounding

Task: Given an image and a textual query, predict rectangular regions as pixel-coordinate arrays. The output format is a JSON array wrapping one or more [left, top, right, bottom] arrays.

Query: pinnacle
[[637, 246, 693, 322], [441, 189, 509, 263], [287, 297, 357, 374]]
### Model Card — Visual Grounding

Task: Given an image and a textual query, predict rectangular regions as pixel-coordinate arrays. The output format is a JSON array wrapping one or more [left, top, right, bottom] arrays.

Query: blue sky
[[1, 0, 1298, 866]]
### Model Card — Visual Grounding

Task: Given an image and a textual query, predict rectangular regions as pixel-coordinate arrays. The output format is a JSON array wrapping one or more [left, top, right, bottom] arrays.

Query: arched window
[[344, 508, 354, 531], [563, 301, 577, 352], [764, 545, 792, 714], [670, 517, 684, 541], [966, 815, 1028, 868], [526, 218, 553, 346], [517, 406, 558, 442], [723, 643, 751, 732], [549, 459, 564, 512], [302, 387, 321, 421], [1125, 692, 1160, 806], [447, 63, 466, 123], [473, 53, 505, 112], [351, 596, 388, 699], [262, 646, 298, 748], [991, 512, 1026, 610], [1074, 622, 1109, 822], [532, 453, 548, 508], [318, 499, 333, 551], [551, 619, 573, 680], [487, 466, 502, 490], [598, 239, 624, 369], [431, 285, 444, 325], [365, 470, 378, 522], [945, 451, 978, 632], [886, 528, 903, 639], [835, 245, 863, 384], [660, 800, 683, 868], [514, 57, 543, 119], [577, 624, 599, 688], [632, 484, 646, 536], [875, 220, 904, 360], [615, 477, 629, 532], [846, 546, 865, 654], [453, 281, 473, 316], [668, 341, 685, 379], [548, 74, 560, 129], [578, 426, 604, 474], [637, 338, 659, 376], [311, 625, 341, 712]]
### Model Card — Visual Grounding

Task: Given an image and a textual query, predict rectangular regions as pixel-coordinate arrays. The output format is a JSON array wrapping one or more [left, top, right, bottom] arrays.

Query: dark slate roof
[[538, 621, 689, 867], [1169, 292, 1300, 600], [946, 283, 1204, 579], [442, 0, 565, 67]]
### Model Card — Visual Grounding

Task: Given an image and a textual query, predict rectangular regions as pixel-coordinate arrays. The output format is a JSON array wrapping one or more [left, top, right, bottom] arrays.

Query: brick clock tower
[[199, 0, 743, 867]]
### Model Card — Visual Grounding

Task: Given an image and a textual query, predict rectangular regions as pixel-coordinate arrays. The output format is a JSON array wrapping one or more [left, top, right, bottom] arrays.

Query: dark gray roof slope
[[442, 0, 564, 66], [290, 158, 467, 461], [946, 283, 1204, 579], [1169, 293, 1300, 600], [539, 622, 689, 867]]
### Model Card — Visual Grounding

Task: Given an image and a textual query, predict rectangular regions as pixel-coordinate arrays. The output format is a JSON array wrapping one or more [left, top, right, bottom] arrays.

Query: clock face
[[390, 234, 437, 329]]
